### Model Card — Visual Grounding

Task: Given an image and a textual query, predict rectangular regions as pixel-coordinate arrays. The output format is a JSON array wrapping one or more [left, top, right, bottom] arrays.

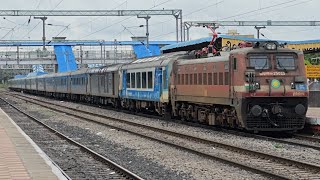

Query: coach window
[[148, 71, 153, 89], [131, 73, 136, 88], [126, 73, 131, 88], [198, 73, 202, 85], [142, 72, 147, 88], [208, 73, 213, 85], [185, 74, 188, 85], [190, 74, 193, 85], [219, 72, 224, 85], [101, 76, 105, 87], [203, 73, 207, 85], [225, 72, 229, 85], [104, 73, 110, 93], [214, 73, 218, 85], [136, 72, 141, 88], [181, 74, 185, 85], [178, 74, 181, 85], [194, 73, 197, 85]]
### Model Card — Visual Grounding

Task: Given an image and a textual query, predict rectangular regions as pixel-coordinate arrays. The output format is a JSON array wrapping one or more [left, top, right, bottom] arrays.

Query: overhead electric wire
[[236, 0, 313, 40], [152, 0, 312, 40], [150, 0, 225, 39], [47, 24, 70, 44], [80, 0, 173, 39], [20, 0, 65, 39], [70, 0, 128, 29], [238, 0, 313, 20], [0, 27, 16, 40], [219, 0, 300, 20], [148, 0, 225, 27]]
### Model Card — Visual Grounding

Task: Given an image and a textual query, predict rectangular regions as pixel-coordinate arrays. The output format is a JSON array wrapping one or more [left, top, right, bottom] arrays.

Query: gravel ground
[[0, 104, 128, 180], [5, 94, 270, 180], [17, 93, 320, 166]]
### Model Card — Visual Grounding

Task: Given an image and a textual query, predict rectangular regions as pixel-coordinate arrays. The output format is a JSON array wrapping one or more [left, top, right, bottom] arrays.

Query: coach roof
[[121, 52, 185, 70]]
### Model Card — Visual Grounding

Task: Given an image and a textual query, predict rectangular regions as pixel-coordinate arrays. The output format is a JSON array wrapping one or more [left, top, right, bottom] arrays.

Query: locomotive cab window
[[276, 55, 296, 70], [248, 55, 269, 70]]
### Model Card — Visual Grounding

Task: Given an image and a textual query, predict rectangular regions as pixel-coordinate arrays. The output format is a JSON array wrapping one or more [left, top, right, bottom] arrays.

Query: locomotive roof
[[121, 52, 186, 70], [230, 46, 303, 54], [177, 52, 230, 65]]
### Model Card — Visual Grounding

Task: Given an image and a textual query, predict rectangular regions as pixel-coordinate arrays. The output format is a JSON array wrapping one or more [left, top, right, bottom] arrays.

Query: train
[[8, 41, 309, 132]]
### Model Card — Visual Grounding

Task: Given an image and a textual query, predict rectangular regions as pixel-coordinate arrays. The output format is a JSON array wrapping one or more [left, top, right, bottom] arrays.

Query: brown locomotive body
[[171, 41, 308, 132]]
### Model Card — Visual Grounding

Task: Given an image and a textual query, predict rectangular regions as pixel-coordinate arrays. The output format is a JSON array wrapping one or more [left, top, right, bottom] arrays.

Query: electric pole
[[34, 16, 48, 51], [254, 26, 266, 39], [138, 15, 151, 49]]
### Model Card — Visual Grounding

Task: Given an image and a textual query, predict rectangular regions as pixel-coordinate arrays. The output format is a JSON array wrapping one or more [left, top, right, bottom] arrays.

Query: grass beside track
[[0, 84, 8, 89]]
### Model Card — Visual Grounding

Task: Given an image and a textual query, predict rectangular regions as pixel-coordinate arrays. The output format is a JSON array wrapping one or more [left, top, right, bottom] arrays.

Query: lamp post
[[34, 16, 47, 51], [137, 15, 151, 49]]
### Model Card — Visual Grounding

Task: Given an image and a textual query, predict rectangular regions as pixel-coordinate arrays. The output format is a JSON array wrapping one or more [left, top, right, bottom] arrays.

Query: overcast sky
[[0, 0, 319, 42]]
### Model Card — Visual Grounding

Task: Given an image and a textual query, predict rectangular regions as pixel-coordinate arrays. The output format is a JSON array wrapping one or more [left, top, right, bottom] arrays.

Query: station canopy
[[161, 35, 320, 54]]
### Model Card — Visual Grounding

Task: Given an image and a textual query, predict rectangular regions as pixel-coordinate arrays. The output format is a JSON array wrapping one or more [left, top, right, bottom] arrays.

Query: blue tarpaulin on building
[[54, 45, 77, 72], [132, 44, 161, 58]]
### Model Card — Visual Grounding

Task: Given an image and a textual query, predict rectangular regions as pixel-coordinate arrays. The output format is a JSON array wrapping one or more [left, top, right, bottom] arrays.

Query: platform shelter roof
[[161, 35, 320, 54]]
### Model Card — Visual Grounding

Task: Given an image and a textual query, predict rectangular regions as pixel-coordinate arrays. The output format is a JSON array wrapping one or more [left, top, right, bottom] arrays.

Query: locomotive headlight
[[255, 82, 260, 89], [251, 105, 262, 117], [265, 43, 277, 50], [291, 82, 295, 89], [295, 104, 306, 115]]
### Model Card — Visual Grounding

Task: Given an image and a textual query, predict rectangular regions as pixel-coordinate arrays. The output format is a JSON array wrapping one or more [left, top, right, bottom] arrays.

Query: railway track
[[8, 91, 320, 151], [5, 92, 320, 179], [293, 133, 320, 143], [0, 96, 143, 180]]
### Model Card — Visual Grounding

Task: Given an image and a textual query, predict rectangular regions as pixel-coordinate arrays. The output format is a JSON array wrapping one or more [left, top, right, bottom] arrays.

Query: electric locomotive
[[172, 41, 308, 132]]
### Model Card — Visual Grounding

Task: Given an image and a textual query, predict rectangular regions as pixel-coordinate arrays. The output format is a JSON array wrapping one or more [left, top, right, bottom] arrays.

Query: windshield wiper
[[260, 60, 268, 73], [277, 60, 287, 73]]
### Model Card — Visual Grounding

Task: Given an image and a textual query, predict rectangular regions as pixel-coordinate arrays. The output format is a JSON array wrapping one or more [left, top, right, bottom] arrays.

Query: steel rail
[[293, 134, 320, 143], [7, 93, 320, 179], [0, 96, 143, 180]]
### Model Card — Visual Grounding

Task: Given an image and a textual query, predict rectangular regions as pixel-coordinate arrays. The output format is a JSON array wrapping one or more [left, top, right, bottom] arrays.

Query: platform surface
[[306, 107, 320, 125], [0, 108, 65, 180]]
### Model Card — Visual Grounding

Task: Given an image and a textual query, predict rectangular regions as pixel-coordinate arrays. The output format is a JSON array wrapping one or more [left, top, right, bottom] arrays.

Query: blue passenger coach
[[119, 52, 184, 114]]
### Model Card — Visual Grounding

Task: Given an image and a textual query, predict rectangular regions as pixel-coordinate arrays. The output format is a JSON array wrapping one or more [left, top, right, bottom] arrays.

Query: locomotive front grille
[[246, 117, 305, 130], [242, 97, 307, 130]]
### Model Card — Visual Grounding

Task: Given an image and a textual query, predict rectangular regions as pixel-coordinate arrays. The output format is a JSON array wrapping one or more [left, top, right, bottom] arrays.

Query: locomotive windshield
[[276, 55, 295, 70], [248, 55, 269, 70]]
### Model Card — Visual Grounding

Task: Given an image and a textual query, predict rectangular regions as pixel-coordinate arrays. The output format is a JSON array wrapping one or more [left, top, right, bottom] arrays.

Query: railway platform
[[0, 108, 66, 180], [306, 107, 320, 132]]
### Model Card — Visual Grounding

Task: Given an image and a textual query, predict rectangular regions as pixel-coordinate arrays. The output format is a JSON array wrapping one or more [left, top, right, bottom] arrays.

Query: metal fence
[[0, 49, 135, 60]]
